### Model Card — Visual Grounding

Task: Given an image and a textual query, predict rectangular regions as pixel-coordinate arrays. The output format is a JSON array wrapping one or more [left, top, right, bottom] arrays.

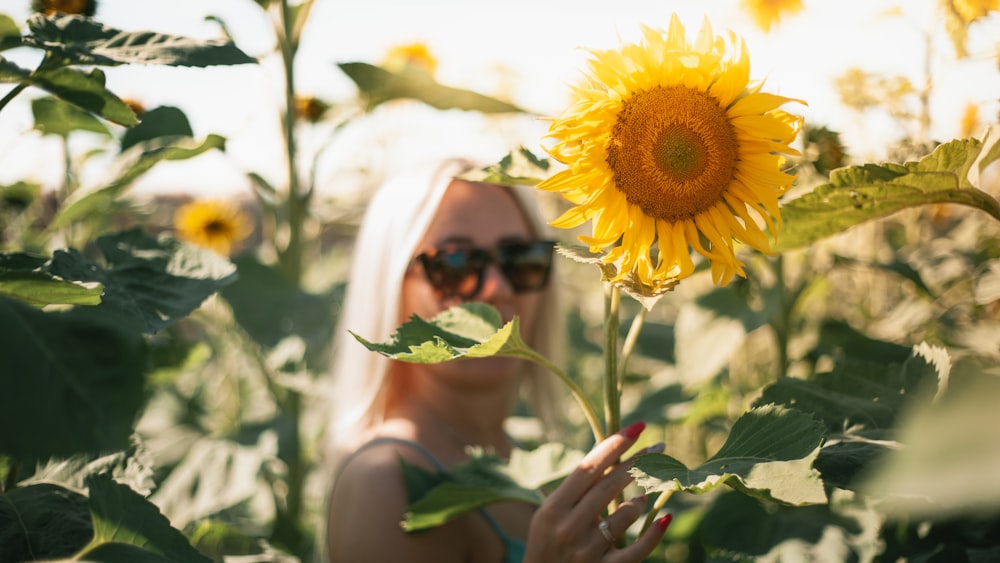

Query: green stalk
[[604, 284, 621, 437], [617, 306, 647, 390], [516, 347, 606, 443], [769, 255, 790, 378], [639, 489, 674, 535], [0, 83, 28, 114], [277, 0, 304, 284]]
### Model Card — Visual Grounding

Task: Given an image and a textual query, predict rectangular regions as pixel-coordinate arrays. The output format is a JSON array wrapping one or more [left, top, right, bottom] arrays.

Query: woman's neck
[[384, 362, 521, 459]]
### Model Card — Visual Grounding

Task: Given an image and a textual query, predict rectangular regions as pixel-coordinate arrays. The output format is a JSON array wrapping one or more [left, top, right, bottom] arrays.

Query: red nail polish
[[623, 421, 646, 439], [657, 514, 673, 532]]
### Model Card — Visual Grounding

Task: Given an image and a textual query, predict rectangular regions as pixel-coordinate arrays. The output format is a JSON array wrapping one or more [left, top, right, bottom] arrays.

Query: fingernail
[[622, 421, 646, 439], [657, 513, 673, 532], [639, 442, 665, 455]]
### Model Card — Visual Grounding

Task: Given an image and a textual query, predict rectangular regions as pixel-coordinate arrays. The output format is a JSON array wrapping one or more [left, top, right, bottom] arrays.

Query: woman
[[326, 158, 671, 562]]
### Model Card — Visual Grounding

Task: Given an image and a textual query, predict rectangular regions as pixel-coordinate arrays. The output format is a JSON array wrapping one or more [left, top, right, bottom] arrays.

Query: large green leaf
[[756, 343, 944, 433], [338, 62, 526, 113], [859, 358, 1000, 518], [221, 256, 340, 370], [53, 134, 226, 229], [76, 473, 211, 563], [1, 252, 102, 307], [352, 302, 538, 363], [32, 94, 112, 137], [631, 404, 827, 505], [119, 105, 192, 152], [0, 14, 20, 49], [0, 483, 94, 562], [45, 229, 238, 334], [0, 296, 147, 460], [401, 448, 546, 532], [25, 14, 256, 67], [776, 138, 1000, 251], [0, 270, 102, 307], [0, 54, 30, 83], [28, 66, 138, 126]]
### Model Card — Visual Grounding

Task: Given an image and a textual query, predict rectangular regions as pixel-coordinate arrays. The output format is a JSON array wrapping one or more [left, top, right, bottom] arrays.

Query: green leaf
[[756, 343, 942, 433], [459, 147, 550, 186], [0, 483, 94, 562], [32, 95, 112, 137], [338, 61, 527, 113], [0, 55, 31, 83], [352, 302, 538, 364], [0, 180, 42, 211], [53, 134, 226, 229], [859, 359, 1000, 518], [631, 404, 827, 505], [25, 14, 256, 67], [75, 542, 178, 563], [78, 473, 211, 563], [0, 296, 147, 460], [776, 139, 1000, 251], [29, 66, 138, 126], [120, 105, 192, 152], [0, 270, 102, 307], [402, 449, 544, 532], [45, 228, 238, 334], [221, 257, 340, 370], [0, 14, 22, 49], [186, 519, 265, 561]]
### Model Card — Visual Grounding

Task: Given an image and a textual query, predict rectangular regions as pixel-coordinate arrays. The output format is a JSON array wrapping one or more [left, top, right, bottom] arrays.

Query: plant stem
[[277, 0, 304, 284], [604, 284, 621, 437], [770, 255, 790, 378], [0, 83, 28, 114], [639, 489, 674, 535], [517, 347, 605, 443], [617, 306, 647, 388]]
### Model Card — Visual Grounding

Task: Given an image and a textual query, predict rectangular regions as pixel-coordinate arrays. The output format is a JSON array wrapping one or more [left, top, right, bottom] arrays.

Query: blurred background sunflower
[[173, 199, 253, 256]]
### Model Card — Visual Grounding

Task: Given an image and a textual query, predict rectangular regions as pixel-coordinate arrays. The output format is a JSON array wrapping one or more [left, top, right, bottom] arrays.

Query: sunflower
[[951, 0, 998, 23], [31, 0, 97, 16], [741, 0, 804, 32], [174, 199, 253, 257], [381, 42, 438, 76], [538, 15, 803, 288]]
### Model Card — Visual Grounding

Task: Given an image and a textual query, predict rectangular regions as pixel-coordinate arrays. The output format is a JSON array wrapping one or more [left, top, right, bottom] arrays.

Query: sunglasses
[[414, 238, 556, 299]]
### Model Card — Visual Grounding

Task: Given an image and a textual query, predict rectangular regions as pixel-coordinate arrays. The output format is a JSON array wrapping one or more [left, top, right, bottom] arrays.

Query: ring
[[598, 519, 615, 543]]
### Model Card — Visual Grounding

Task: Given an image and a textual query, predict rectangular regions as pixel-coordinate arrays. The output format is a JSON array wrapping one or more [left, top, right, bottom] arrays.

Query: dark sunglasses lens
[[499, 241, 555, 292], [422, 249, 489, 297]]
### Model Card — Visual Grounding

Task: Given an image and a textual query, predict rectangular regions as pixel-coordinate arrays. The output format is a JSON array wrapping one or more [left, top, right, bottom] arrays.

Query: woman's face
[[400, 179, 546, 376]]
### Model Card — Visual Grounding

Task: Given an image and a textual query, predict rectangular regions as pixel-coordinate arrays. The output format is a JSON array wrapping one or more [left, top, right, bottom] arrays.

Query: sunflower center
[[606, 85, 739, 221], [203, 220, 229, 235]]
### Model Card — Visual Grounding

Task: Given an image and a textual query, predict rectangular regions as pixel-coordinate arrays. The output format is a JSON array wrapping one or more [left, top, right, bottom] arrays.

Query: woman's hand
[[522, 422, 672, 563]]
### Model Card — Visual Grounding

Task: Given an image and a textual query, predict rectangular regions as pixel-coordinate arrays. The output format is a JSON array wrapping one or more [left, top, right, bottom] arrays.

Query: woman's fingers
[[548, 421, 647, 507], [605, 513, 673, 563], [590, 495, 646, 549]]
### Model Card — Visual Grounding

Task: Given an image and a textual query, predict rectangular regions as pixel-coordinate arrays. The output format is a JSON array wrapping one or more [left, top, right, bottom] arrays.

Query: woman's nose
[[477, 263, 514, 300]]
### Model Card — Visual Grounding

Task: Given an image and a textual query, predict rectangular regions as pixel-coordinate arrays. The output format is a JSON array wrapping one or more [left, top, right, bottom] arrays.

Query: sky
[[0, 0, 998, 198]]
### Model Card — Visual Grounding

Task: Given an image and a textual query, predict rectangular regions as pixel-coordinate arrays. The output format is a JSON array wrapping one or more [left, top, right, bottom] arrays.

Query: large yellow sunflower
[[174, 199, 253, 257], [951, 0, 998, 23], [538, 15, 803, 287]]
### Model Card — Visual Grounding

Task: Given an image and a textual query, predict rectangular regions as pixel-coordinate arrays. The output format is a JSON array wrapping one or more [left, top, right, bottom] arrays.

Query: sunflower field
[[2, 1, 999, 562]]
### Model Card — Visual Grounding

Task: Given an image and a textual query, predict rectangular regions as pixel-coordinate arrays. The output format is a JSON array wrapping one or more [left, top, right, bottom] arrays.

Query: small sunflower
[[741, 0, 804, 32], [538, 15, 803, 288], [31, 0, 97, 16], [174, 199, 253, 257], [381, 42, 438, 76], [951, 0, 998, 23], [960, 102, 980, 138]]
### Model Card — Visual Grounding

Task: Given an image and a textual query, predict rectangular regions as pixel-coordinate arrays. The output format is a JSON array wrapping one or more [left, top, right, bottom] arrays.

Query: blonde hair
[[326, 157, 565, 459]]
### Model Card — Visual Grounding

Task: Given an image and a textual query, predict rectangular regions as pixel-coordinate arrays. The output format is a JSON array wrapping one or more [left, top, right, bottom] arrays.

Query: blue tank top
[[339, 437, 526, 563]]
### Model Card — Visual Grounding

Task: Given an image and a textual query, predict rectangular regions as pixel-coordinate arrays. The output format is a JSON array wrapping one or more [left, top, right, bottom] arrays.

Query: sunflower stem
[[770, 255, 791, 378], [617, 305, 647, 391], [604, 283, 621, 438], [0, 83, 28, 114], [517, 347, 605, 443], [639, 489, 674, 535]]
